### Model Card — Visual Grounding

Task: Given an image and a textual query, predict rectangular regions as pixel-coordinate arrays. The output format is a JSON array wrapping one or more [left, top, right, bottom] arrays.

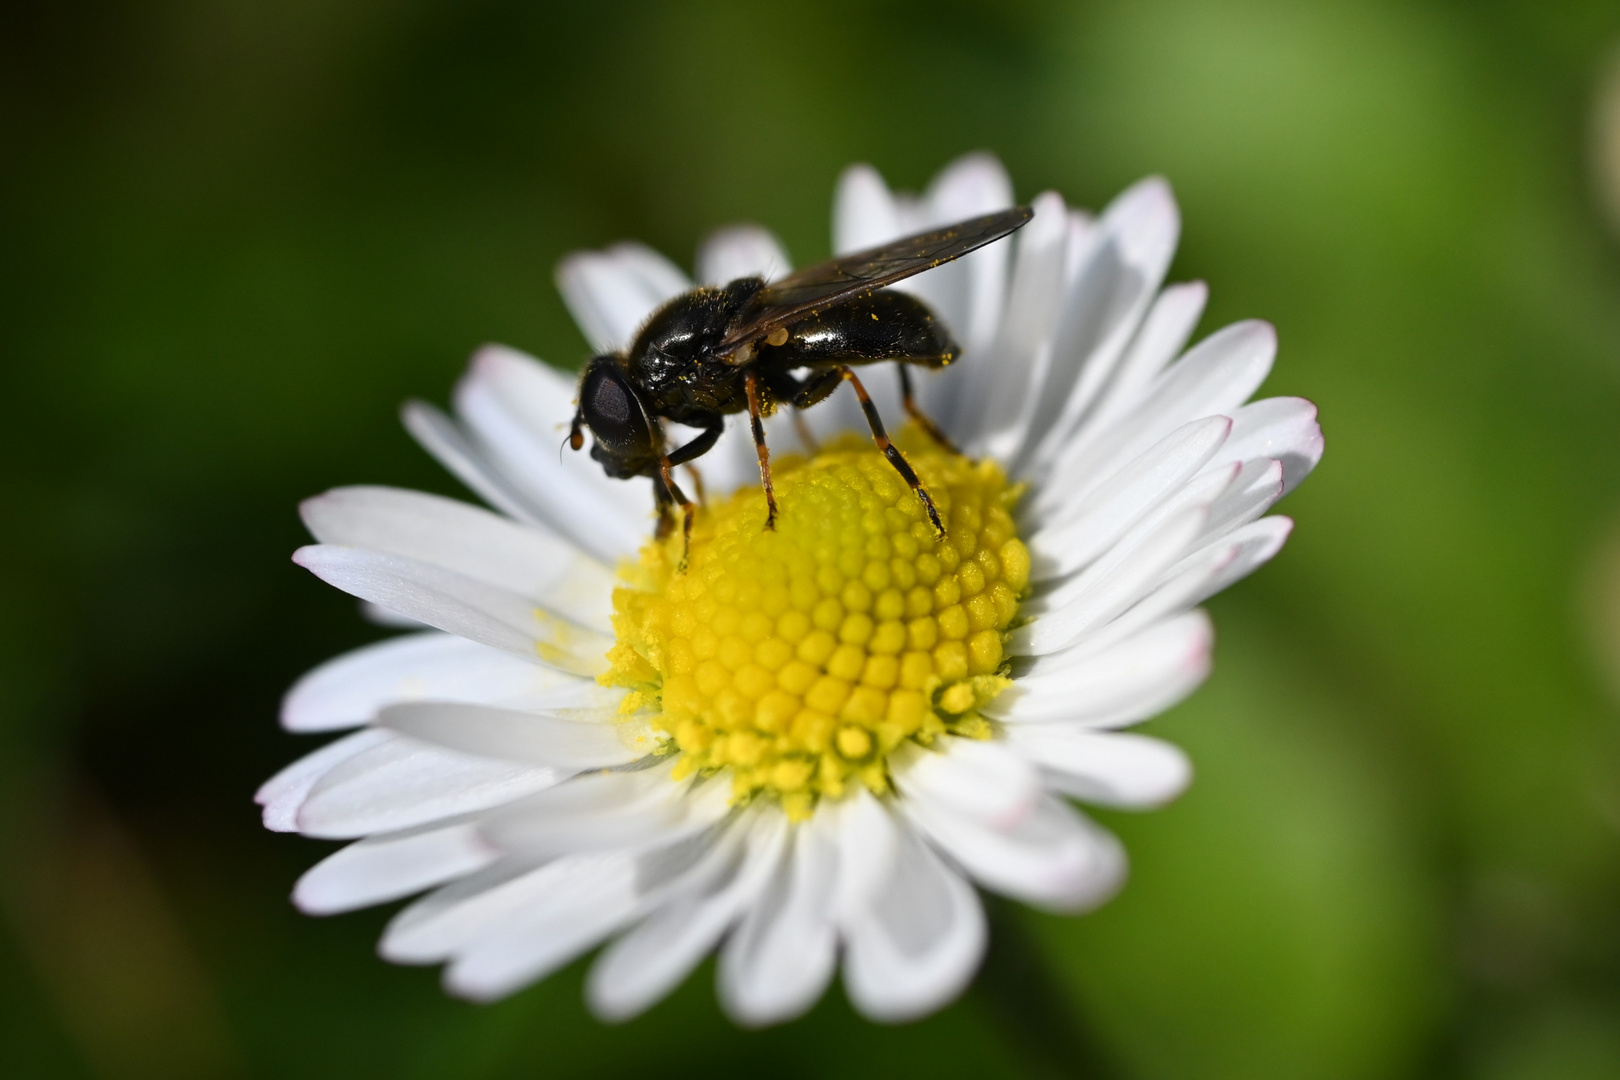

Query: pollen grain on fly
[[601, 432, 1030, 819]]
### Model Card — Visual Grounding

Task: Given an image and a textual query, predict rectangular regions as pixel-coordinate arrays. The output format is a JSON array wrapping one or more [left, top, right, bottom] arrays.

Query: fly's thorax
[[625, 282, 762, 419], [601, 433, 1030, 819]]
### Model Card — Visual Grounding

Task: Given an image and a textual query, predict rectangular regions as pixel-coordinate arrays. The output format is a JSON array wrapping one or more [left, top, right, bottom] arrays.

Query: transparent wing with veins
[[717, 204, 1033, 357]]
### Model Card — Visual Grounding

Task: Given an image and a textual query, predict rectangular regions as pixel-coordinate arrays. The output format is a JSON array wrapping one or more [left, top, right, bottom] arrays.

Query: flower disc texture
[[261, 153, 1324, 1025]]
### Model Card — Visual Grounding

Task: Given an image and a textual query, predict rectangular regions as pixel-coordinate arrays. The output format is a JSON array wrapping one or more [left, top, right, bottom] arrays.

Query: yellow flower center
[[602, 433, 1030, 819]]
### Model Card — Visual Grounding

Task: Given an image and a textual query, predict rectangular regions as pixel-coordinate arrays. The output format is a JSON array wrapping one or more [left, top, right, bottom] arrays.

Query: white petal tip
[[1050, 849, 1129, 914], [470, 342, 545, 376], [837, 161, 883, 186], [583, 989, 644, 1026], [398, 398, 436, 428], [376, 939, 431, 966], [442, 967, 519, 1005], [1127, 174, 1175, 207], [290, 884, 342, 917]]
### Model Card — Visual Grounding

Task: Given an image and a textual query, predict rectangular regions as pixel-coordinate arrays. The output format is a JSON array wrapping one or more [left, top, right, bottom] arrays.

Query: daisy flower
[[259, 153, 1323, 1025]]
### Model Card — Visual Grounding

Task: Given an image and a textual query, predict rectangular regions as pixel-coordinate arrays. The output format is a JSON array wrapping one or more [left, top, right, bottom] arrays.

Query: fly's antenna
[[562, 411, 586, 462]]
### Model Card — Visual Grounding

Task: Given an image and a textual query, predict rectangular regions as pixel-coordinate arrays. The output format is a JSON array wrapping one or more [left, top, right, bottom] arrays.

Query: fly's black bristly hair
[[568, 205, 1034, 566]]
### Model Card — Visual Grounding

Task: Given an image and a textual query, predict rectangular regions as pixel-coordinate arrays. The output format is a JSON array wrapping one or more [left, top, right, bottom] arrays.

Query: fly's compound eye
[[580, 360, 655, 456]]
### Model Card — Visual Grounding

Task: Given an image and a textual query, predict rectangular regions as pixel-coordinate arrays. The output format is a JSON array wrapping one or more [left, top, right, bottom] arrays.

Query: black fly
[[567, 205, 1034, 557]]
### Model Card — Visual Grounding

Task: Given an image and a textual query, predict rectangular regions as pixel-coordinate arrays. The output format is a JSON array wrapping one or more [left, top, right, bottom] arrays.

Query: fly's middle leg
[[744, 370, 779, 529]]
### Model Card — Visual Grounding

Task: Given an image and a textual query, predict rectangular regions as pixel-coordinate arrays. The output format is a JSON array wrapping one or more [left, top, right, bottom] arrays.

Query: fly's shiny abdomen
[[763, 290, 957, 370]]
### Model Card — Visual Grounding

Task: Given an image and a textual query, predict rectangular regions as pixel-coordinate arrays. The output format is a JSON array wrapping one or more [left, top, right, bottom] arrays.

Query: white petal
[[587, 812, 788, 1022], [610, 242, 692, 306], [831, 787, 899, 923], [1081, 280, 1209, 432], [696, 225, 791, 285], [281, 631, 615, 734], [1036, 320, 1275, 515], [1199, 457, 1285, 543], [378, 701, 653, 769], [718, 811, 840, 1027], [1029, 415, 1231, 581], [296, 734, 562, 839], [256, 728, 390, 832], [452, 346, 652, 561], [926, 152, 1016, 223], [906, 153, 1018, 423], [401, 400, 548, 526], [1010, 503, 1210, 657], [1166, 515, 1295, 604], [921, 152, 1015, 354], [478, 767, 729, 860], [905, 794, 1125, 913], [442, 853, 642, 1002], [292, 545, 612, 676], [1019, 178, 1182, 471], [360, 600, 427, 628], [1004, 728, 1192, 808], [819, 162, 993, 439], [963, 190, 1071, 456], [1034, 462, 1238, 614], [556, 244, 689, 353], [833, 163, 901, 254], [841, 816, 985, 1023], [1212, 396, 1324, 496], [991, 611, 1213, 726], [1090, 516, 1294, 653], [293, 821, 497, 915], [300, 486, 616, 634], [382, 858, 572, 964], [891, 737, 1041, 830]]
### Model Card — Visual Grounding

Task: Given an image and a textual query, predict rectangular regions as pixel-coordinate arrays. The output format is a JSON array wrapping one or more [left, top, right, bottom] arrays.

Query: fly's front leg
[[659, 418, 722, 568], [838, 366, 946, 537]]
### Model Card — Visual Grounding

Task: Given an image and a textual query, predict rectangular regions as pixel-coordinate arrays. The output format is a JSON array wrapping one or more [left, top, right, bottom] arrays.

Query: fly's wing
[[716, 205, 1033, 356]]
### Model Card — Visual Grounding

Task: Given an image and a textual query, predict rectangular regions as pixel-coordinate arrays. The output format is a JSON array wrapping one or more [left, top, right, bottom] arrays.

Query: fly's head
[[571, 356, 661, 480]]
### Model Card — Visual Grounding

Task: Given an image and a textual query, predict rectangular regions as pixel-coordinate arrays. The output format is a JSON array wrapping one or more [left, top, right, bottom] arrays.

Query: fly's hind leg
[[838, 366, 946, 537], [779, 367, 843, 410], [898, 366, 960, 455]]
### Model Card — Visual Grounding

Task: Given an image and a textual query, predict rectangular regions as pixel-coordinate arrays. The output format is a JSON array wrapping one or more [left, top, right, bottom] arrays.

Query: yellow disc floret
[[602, 432, 1030, 820]]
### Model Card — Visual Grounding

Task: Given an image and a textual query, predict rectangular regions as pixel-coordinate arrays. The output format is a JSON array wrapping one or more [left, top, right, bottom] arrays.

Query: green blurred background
[[5, 0, 1620, 1077]]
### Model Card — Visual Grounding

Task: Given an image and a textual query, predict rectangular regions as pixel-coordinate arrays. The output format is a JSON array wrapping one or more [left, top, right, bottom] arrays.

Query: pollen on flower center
[[602, 432, 1031, 819]]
